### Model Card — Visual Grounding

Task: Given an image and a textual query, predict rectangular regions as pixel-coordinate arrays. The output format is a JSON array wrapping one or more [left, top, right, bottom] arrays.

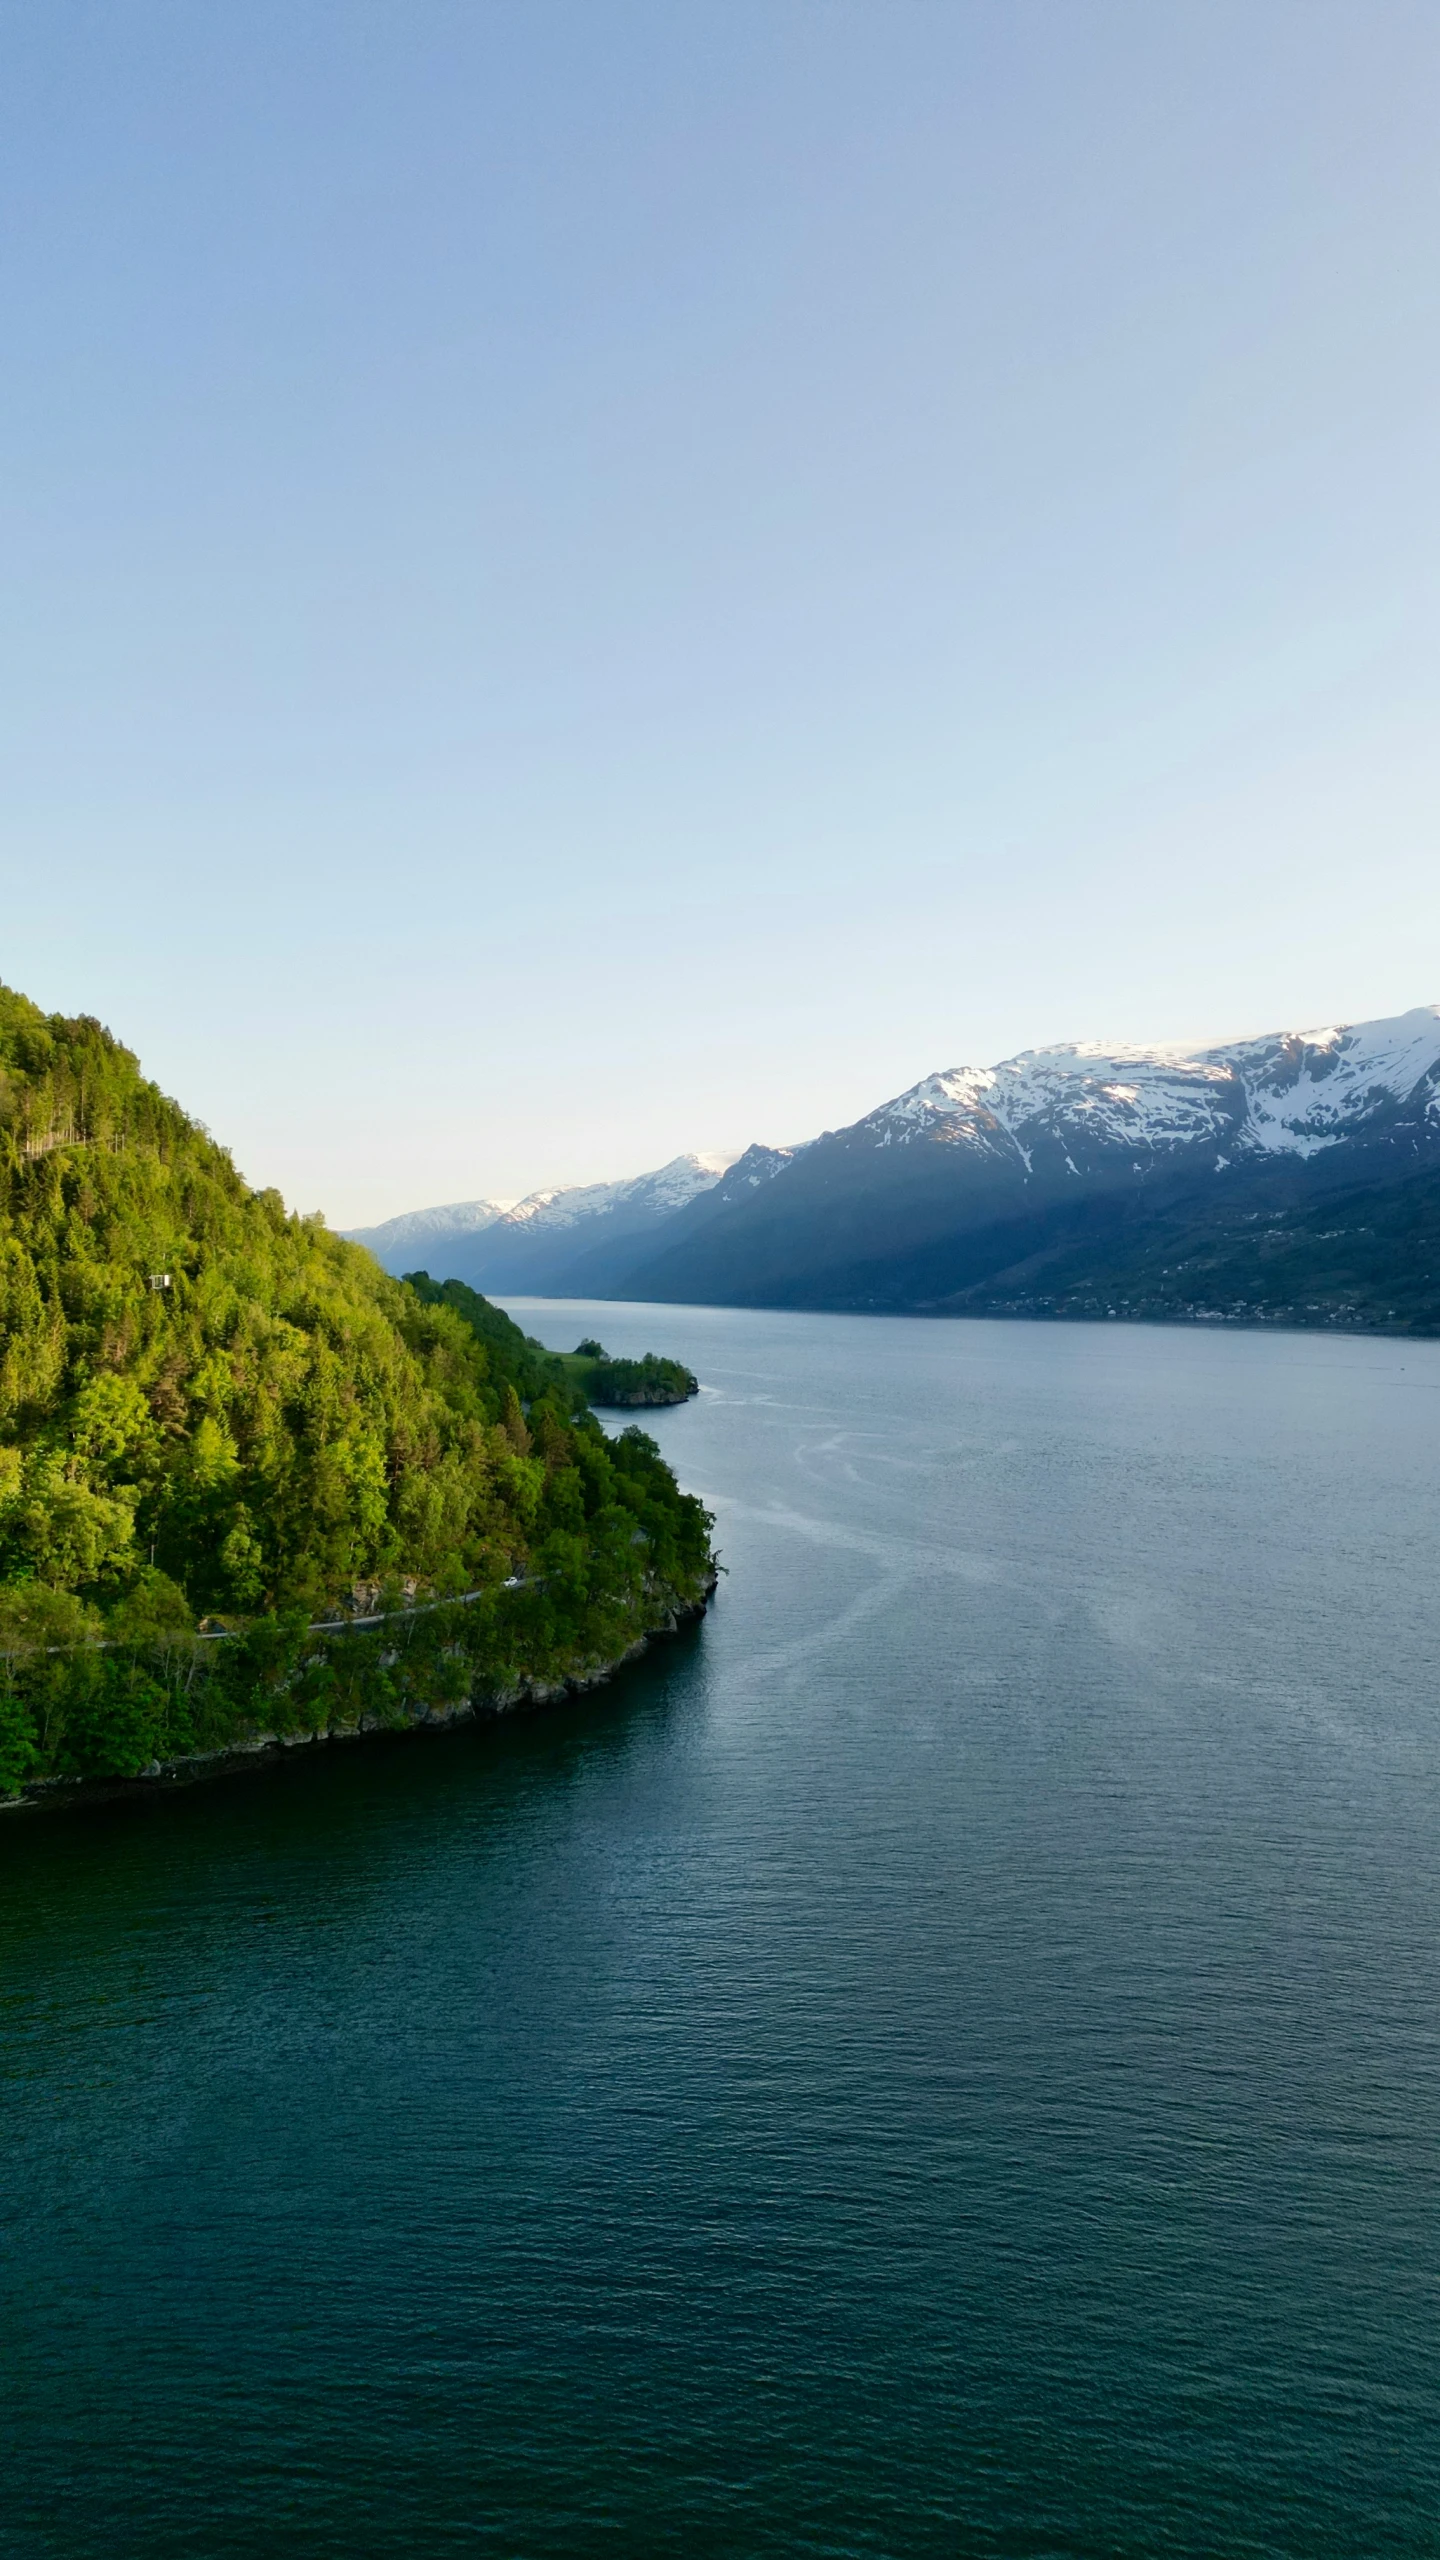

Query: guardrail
[[5, 1577, 529, 1659], [201, 1580, 526, 1639]]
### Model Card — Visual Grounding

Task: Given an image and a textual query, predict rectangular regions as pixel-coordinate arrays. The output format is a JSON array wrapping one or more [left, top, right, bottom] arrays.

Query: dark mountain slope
[[952, 1156, 1440, 1333], [614, 1141, 1440, 1334], [614, 1130, 1041, 1307]]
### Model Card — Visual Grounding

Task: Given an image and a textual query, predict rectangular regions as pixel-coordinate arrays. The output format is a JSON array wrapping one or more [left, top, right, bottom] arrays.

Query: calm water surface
[[3, 1305, 1440, 2557]]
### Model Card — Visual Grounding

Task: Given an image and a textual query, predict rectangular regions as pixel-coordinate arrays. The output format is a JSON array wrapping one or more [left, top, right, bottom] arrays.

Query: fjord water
[[4, 1310, 1440, 2557]]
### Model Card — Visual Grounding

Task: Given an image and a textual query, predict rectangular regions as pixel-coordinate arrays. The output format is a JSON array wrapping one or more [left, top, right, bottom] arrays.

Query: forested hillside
[[0, 987, 713, 1796]]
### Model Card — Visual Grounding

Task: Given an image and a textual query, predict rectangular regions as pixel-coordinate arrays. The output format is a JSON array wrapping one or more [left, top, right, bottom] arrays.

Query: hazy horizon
[[4, 2, 1438, 1226]]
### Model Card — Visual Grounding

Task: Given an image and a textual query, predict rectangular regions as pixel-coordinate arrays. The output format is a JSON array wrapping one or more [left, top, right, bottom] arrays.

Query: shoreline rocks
[[8, 1573, 717, 1817]]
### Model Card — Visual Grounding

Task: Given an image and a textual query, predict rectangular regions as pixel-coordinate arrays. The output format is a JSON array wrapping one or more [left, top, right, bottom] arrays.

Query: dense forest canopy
[[403, 1292, 699, 1409], [0, 986, 713, 1793]]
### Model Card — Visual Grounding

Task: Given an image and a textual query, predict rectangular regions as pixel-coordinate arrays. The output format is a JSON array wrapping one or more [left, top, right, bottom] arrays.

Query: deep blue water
[[3, 1304, 1440, 2557]]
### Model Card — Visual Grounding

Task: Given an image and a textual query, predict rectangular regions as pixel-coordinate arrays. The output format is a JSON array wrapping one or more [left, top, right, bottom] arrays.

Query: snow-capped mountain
[[858, 1008, 1440, 1171], [607, 1005, 1440, 1315], [350, 1007, 1440, 1325]]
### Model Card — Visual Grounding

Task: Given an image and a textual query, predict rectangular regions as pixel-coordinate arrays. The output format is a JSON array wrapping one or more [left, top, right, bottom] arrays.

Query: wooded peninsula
[[0, 985, 715, 1802]]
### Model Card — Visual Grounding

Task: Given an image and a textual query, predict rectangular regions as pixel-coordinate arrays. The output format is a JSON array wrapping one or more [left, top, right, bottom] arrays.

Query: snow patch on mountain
[[492, 1152, 740, 1234], [700, 1142, 805, 1202], [1226, 1010, 1440, 1155], [861, 1007, 1440, 1168], [861, 1048, 1236, 1164], [347, 1197, 513, 1255]]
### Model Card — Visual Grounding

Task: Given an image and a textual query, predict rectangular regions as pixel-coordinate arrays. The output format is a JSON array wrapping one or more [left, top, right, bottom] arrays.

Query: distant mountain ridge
[[351, 1195, 514, 1263], [350, 1151, 741, 1295], [350, 1007, 1440, 1333]]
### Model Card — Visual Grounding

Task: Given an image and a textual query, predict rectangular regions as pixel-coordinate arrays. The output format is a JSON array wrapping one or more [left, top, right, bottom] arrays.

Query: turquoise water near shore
[[4, 1305, 1440, 2555]]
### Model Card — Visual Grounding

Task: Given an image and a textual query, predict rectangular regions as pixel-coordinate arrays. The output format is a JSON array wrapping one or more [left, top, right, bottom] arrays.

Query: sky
[[3, 0, 1439, 1226]]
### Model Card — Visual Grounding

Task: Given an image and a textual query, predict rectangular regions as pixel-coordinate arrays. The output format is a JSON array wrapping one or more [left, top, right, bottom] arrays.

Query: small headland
[[0, 984, 717, 1812], [561, 1338, 700, 1408]]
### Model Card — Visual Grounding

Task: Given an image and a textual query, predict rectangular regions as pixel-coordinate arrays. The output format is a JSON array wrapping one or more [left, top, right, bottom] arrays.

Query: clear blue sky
[[3, 1, 1438, 1223]]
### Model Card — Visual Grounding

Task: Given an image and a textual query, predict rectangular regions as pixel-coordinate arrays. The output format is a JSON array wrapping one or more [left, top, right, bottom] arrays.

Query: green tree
[[0, 985, 715, 1793]]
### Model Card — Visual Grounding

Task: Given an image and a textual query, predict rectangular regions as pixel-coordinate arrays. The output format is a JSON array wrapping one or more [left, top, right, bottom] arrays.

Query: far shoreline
[[498, 1293, 1440, 1348]]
